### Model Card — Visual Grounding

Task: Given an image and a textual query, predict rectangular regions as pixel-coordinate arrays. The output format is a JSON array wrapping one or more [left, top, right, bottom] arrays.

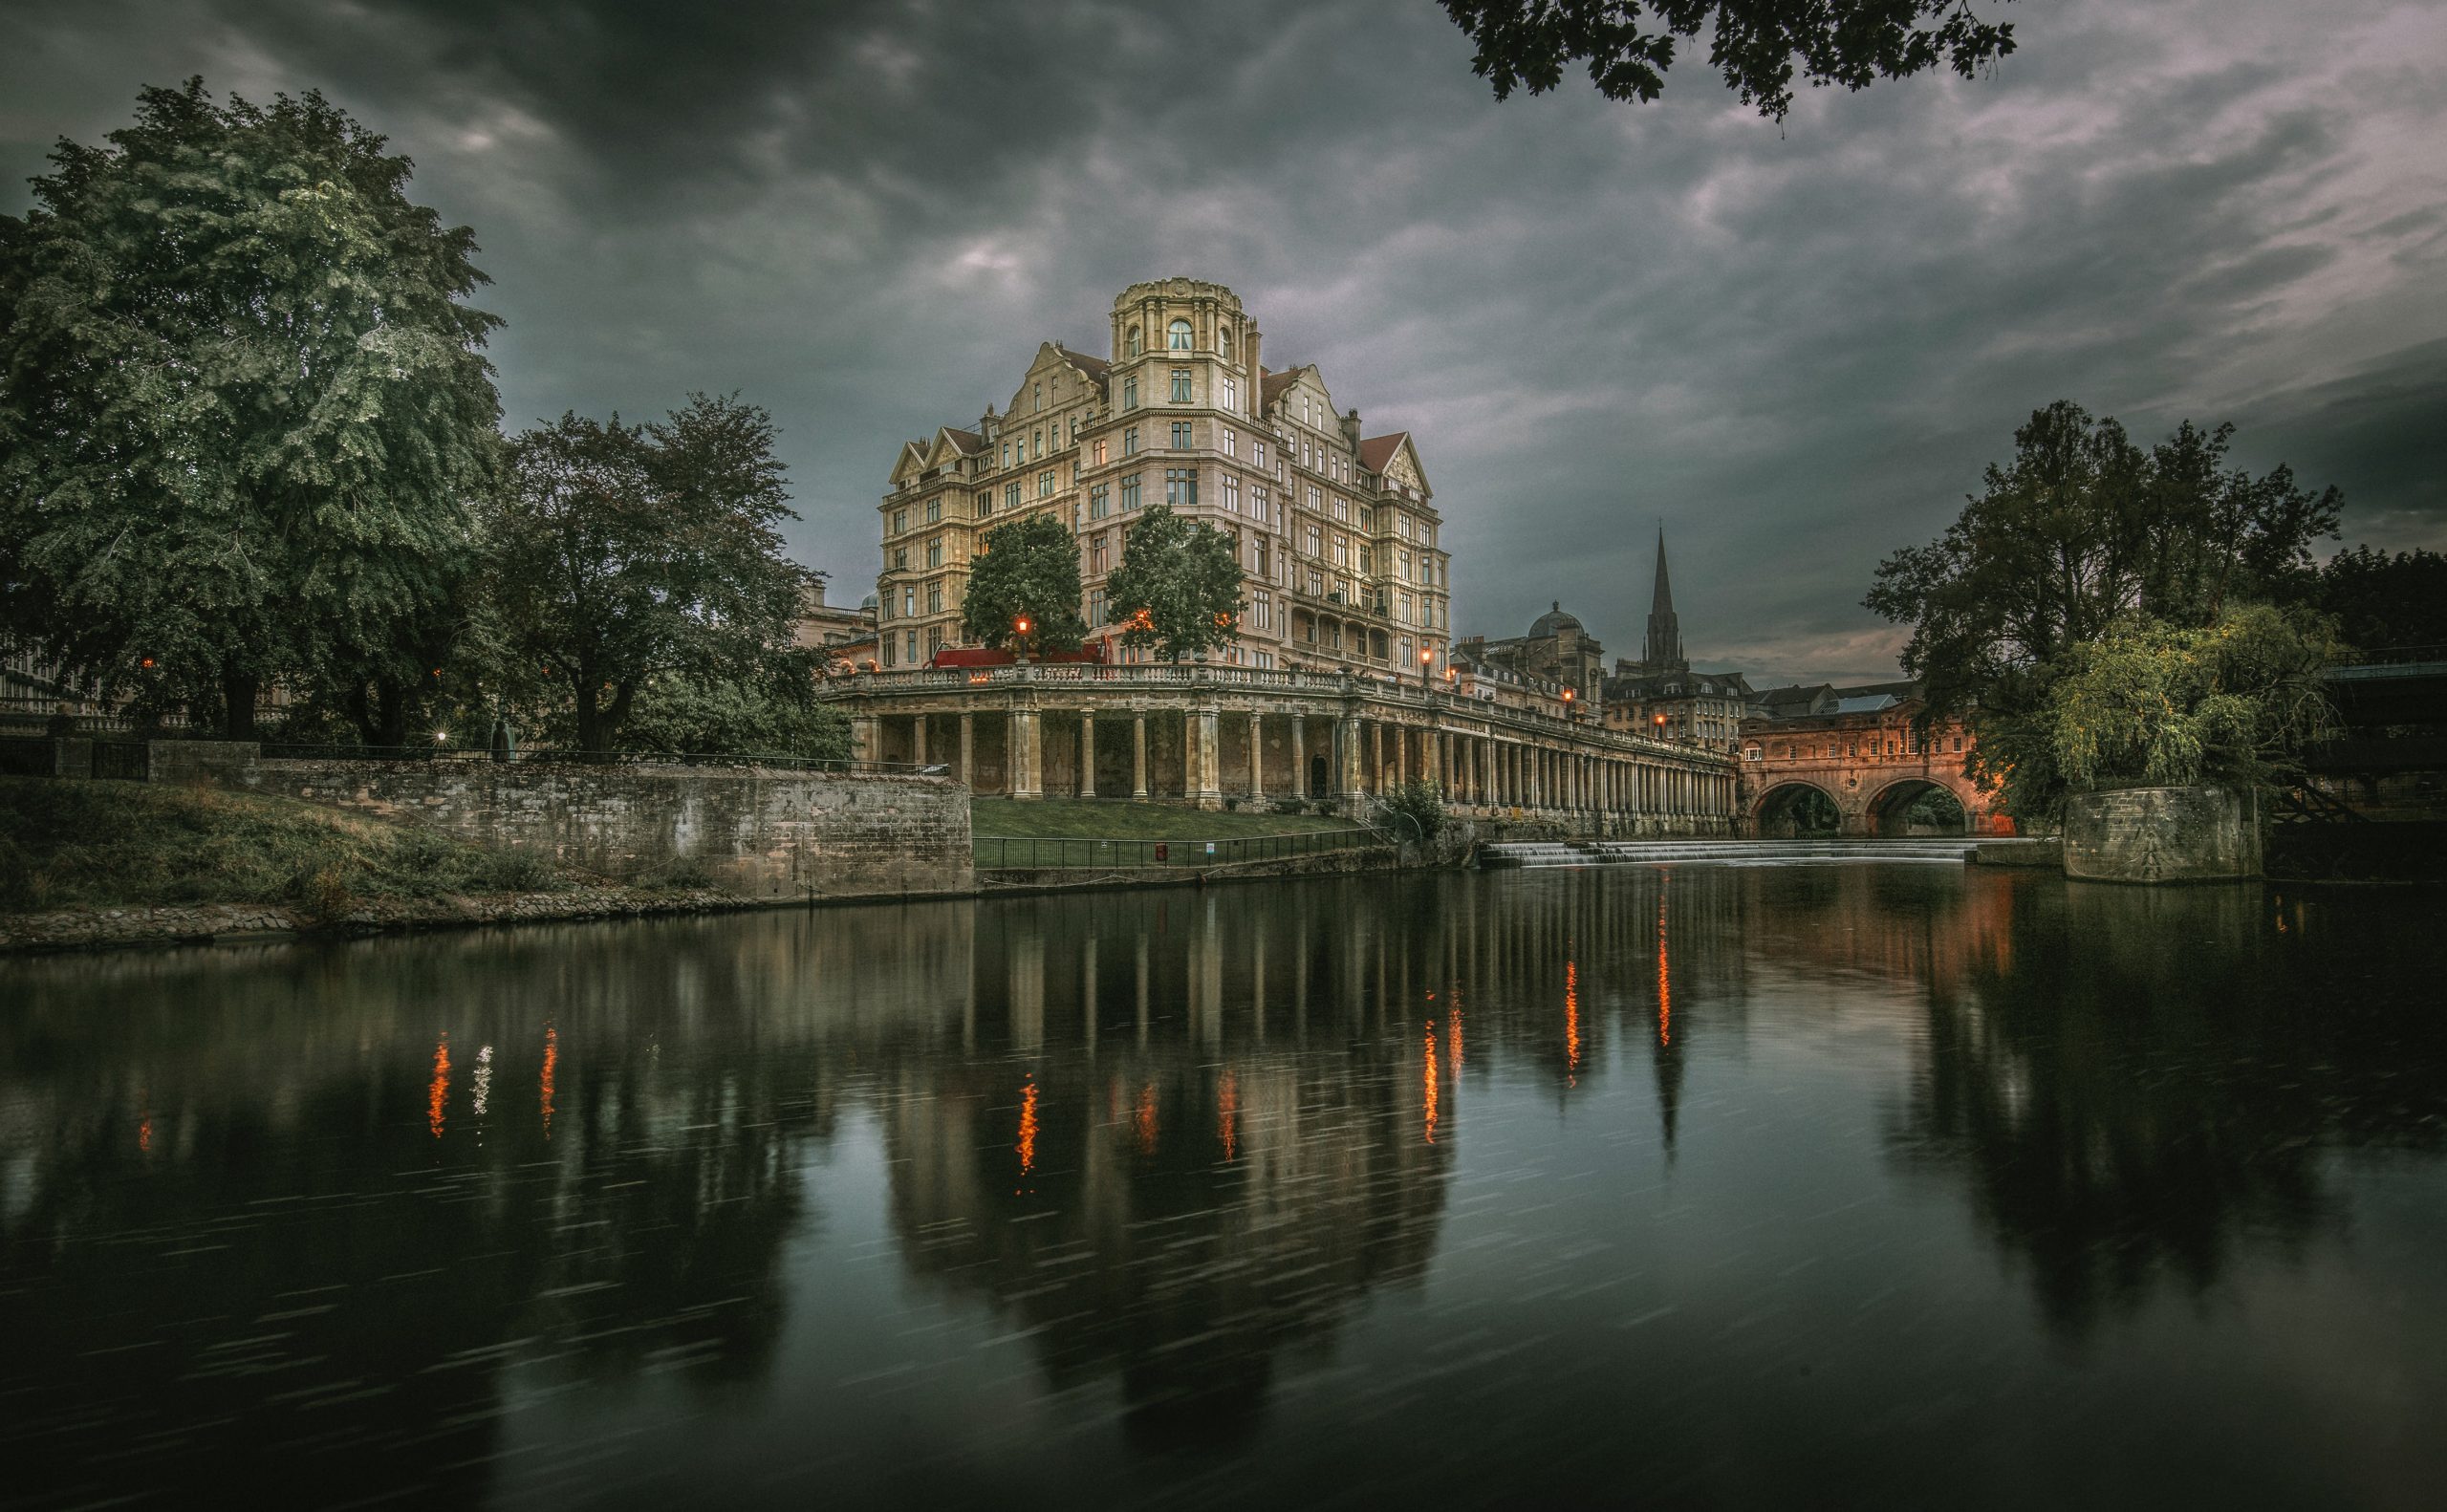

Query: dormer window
[[1168, 319, 1193, 351]]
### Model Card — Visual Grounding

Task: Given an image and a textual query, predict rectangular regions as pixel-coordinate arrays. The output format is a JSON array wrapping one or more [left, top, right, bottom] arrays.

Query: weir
[[1479, 837, 1984, 868]]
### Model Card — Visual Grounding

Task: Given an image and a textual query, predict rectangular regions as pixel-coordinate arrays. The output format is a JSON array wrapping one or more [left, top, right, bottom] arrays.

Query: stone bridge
[[1739, 702, 2011, 838]]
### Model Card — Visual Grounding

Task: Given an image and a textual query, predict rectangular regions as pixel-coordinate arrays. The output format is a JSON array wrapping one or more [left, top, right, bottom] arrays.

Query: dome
[[860, 594, 878, 611], [1530, 601, 1582, 637]]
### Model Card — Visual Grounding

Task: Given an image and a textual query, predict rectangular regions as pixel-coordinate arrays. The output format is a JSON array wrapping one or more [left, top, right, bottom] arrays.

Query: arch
[[1863, 775, 1968, 837], [1216, 322, 1233, 354], [1754, 779, 1842, 837], [1126, 325, 1142, 356], [1167, 318, 1193, 351]]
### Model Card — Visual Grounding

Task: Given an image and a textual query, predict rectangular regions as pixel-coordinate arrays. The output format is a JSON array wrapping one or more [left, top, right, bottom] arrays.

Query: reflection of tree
[[1889, 880, 2447, 1337]]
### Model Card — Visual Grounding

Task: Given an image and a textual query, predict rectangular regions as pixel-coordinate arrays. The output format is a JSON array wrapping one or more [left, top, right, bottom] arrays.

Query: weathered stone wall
[[254, 759, 972, 900], [2063, 785, 2262, 883], [147, 740, 261, 787]]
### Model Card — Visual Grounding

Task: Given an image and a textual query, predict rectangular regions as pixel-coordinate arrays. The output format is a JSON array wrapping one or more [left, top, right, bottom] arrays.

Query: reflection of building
[[1600, 533, 1751, 750]]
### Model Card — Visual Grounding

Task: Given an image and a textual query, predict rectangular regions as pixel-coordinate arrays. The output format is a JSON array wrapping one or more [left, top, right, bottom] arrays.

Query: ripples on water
[[3, 866, 2445, 1508]]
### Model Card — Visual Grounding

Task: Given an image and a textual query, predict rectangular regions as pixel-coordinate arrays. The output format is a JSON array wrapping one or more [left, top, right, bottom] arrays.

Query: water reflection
[[3, 866, 2444, 1505]]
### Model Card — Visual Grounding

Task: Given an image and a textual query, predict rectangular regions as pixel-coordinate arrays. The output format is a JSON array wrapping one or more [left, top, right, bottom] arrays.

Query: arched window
[[1217, 323, 1232, 354], [1168, 319, 1193, 351], [1126, 326, 1141, 356]]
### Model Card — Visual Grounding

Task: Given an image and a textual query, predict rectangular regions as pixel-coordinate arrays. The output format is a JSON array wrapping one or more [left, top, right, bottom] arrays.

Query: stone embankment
[[0, 886, 755, 956]]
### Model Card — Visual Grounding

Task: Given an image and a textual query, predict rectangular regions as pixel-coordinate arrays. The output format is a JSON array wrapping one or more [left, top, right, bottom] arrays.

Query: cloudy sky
[[5, 0, 2442, 684]]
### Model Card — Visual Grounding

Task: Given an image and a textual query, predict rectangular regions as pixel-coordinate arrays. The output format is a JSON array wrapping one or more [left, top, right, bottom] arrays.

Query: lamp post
[[1419, 646, 1434, 694], [1013, 615, 1032, 666]]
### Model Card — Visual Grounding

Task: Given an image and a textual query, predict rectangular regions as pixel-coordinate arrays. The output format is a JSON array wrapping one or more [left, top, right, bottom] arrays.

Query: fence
[[0, 735, 148, 781], [974, 826, 1390, 871]]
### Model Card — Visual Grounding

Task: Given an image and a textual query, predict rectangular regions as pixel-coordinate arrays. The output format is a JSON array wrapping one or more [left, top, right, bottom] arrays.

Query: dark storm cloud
[[5, 0, 2442, 683]]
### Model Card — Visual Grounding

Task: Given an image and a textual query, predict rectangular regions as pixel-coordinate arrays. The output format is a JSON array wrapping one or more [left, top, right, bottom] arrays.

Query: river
[[5, 865, 2444, 1508]]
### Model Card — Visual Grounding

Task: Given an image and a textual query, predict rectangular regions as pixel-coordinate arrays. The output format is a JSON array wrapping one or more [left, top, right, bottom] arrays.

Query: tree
[[488, 394, 805, 750], [2311, 546, 2447, 654], [1976, 606, 2340, 819], [618, 648, 853, 761], [1866, 401, 2340, 724], [1104, 505, 1245, 663], [0, 79, 501, 738], [1441, 0, 2018, 120], [959, 512, 1086, 656]]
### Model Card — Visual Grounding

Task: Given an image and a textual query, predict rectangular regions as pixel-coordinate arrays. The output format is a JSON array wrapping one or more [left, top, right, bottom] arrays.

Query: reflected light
[[1657, 887, 1672, 1048], [539, 1023, 558, 1139], [1448, 1002, 1463, 1072], [1565, 961, 1581, 1082], [1016, 1075, 1039, 1180], [427, 1033, 451, 1139], [1423, 1026, 1440, 1144], [138, 1112, 151, 1154], [1219, 1069, 1239, 1163], [472, 1044, 493, 1117], [1135, 1083, 1159, 1156]]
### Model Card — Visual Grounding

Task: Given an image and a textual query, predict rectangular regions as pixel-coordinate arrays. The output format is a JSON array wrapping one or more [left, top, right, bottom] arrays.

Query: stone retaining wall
[[2063, 786, 2261, 883], [253, 758, 972, 900]]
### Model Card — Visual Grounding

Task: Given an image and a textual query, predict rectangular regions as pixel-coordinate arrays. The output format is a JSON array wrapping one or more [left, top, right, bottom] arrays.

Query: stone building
[[792, 580, 878, 676], [1457, 604, 1605, 707], [1600, 532, 1751, 750], [876, 277, 1451, 679], [1737, 683, 2007, 836], [827, 277, 1739, 832]]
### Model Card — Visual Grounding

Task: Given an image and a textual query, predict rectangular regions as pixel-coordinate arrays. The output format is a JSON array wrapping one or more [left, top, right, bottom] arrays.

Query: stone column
[[1370, 723, 1384, 793], [852, 715, 879, 765], [1290, 716, 1308, 796], [1191, 706, 1223, 810], [959, 713, 974, 787], [1078, 710, 1096, 798], [1132, 713, 1149, 800], [1011, 708, 1042, 800], [912, 714, 928, 767], [1249, 711, 1264, 799], [1337, 714, 1365, 804]]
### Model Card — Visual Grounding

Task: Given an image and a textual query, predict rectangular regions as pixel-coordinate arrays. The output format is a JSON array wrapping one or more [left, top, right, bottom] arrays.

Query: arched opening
[[1126, 325, 1141, 356], [1868, 779, 1967, 837], [1308, 753, 1327, 797], [1756, 781, 1841, 838], [1168, 318, 1193, 351]]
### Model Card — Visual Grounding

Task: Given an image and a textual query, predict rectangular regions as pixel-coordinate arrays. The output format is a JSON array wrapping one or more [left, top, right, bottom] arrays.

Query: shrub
[[1377, 779, 1446, 843]]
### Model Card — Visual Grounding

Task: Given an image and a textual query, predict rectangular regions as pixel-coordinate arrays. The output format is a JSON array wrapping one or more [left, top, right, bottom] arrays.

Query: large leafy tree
[[2312, 546, 2447, 654], [1104, 504, 1245, 663], [1867, 400, 2344, 816], [0, 79, 501, 737], [490, 394, 805, 750], [1441, 0, 2019, 120], [959, 512, 1087, 656]]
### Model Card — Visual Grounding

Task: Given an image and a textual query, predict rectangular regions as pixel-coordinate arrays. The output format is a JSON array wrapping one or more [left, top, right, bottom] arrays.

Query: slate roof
[[1357, 432, 1409, 474]]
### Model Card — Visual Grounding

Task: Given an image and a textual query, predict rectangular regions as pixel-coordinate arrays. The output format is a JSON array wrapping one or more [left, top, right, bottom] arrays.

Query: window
[[925, 496, 942, 524], [1168, 318, 1192, 351], [1093, 438, 1107, 465], [1221, 427, 1236, 457], [926, 582, 942, 614], [891, 547, 907, 571], [926, 538, 942, 569], [1091, 533, 1109, 572], [1033, 382, 1043, 412], [1002, 443, 1011, 467], [1171, 369, 1191, 402], [882, 638, 895, 667], [1122, 376, 1138, 409], [1122, 426, 1138, 456], [1217, 324, 1232, 354], [1359, 507, 1374, 531], [975, 490, 990, 517], [1170, 421, 1192, 449], [1004, 482, 1021, 511], [1306, 524, 1322, 556], [902, 587, 917, 617], [928, 626, 945, 655], [1308, 566, 1325, 595], [1069, 416, 1079, 445], [1089, 587, 1107, 624], [1089, 482, 1110, 520], [1253, 440, 1267, 469], [1038, 469, 1054, 498], [1359, 547, 1374, 575], [1397, 513, 1411, 540], [1165, 467, 1197, 507], [1222, 375, 1238, 409], [1399, 550, 1411, 581], [1254, 537, 1270, 578], [891, 508, 907, 533], [1255, 589, 1273, 630], [1254, 650, 1272, 669], [1032, 428, 1042, 459], [1126, 326, 1141, 356], [1251, 484, 1269, 522], [905, 630, 919, 663], [1222, 475, 1240, 513], [1398, 594, 1412, 624], [1333, 536, 1350, 568], [1120, 473, 1141, 510]]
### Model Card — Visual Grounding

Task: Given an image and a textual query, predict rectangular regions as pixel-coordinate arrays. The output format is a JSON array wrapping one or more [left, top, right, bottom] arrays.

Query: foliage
[[1104, 504, 1245, 662], [1441, 0, 2018, 120], [0, 775, 578, 911], [1867, 401, 2342, 724], [0, 79, 501, 738], [487, 394, 805, 750], [2311, 546, 2447, 654], [1376, 778, 1448, 843], [959, 511, 1086, 655], [1973, 605, 2341, 819], [617, 649, 852, 760]]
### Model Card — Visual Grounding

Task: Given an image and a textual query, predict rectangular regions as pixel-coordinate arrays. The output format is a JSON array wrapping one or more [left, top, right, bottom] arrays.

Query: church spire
[[1643, 527, 1685, 670]]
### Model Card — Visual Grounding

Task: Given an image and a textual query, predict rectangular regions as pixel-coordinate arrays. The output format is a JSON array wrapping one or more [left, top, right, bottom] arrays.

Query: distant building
[[794, 580, 879, 675], [1459, 604, 1605, 707], [1600, 532, 1750, 750]]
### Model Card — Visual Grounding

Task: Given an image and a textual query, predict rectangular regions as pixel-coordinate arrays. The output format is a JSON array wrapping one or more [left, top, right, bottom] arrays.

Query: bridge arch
[[1753, 778, 1844, 837], [1863, 775, 1969, 836]]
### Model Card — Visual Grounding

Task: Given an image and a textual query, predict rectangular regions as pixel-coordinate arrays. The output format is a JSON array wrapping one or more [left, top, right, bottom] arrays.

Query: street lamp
[[1419, 646, 1434, 693], [1561, 686, 1577, 721], [1013, 616, 1032, 665]]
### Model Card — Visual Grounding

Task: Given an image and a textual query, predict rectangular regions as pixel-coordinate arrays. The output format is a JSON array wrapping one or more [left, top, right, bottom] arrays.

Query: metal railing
[[259, 743, 944, 776], [975, 825, 1390, 870]]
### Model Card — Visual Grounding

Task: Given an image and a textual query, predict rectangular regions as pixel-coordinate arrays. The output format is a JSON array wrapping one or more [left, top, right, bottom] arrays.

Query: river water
[[5, 865, 2444, 1508]]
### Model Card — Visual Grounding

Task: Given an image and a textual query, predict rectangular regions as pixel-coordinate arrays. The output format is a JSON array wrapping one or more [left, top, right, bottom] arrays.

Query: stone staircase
[[1478, 837, 1983, 869]]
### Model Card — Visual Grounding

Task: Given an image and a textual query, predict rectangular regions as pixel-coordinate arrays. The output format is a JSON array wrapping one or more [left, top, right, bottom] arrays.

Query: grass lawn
[[969, 796, 1359, 841], [0, 776, 587, 911]]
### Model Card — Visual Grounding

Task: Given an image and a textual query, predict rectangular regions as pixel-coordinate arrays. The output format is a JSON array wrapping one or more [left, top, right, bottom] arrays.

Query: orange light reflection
[[1218, 1069, 1239, 1162], [1423, 1026, 1440, 1144], [1657, 887, 1672, 1048], [539, 1024, 558, 1139], [1016, 1076, 1039, 1178], [427, 1033, 451, 1139], [1565, 960, 1581, 1081], [1135, 1083, 1159, 1156]]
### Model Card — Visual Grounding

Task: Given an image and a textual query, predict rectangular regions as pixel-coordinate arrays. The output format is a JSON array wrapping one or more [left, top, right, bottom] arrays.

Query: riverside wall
[[246, 755, 972, 900]]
